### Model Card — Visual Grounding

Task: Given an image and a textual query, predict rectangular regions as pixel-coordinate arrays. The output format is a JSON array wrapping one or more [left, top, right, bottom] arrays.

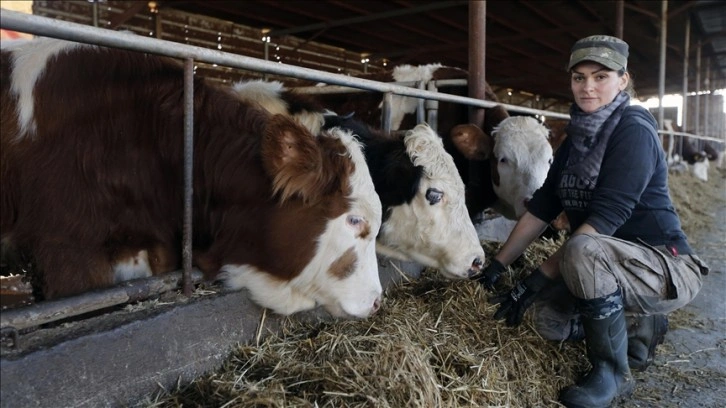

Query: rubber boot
[[627, 314, 668, 371], [559, 289, 634, 408]]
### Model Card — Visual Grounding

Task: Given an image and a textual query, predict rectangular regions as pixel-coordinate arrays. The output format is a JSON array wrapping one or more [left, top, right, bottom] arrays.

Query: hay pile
[[667, 165, 726, 238], [147, 236, 591, 408], [147, 166, 725, 408]]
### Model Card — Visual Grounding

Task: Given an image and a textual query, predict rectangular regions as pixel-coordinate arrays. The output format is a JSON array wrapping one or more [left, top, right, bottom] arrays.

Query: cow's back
[[1, 40, 269, 298]]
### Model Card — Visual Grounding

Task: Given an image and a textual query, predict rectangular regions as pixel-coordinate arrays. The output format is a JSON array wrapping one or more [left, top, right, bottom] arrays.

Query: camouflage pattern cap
[[567, 35, 629, 72]]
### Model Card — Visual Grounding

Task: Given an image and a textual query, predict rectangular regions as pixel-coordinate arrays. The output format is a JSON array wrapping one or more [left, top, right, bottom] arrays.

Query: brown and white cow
[[289, 64, 555, 221], [0, 38, 383, 318], [232, 80, 485, 279]]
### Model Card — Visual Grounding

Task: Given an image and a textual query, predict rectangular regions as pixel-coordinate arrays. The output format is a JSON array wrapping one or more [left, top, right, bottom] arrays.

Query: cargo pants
[[532, 233, 708, 341]]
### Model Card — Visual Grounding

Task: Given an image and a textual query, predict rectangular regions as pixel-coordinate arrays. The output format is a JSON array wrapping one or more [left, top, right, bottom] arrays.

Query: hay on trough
[[146, 234, 591, 408]]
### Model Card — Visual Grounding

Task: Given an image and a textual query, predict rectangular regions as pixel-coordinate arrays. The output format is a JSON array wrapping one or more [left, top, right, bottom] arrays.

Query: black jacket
[[528, 105, 692, 254]]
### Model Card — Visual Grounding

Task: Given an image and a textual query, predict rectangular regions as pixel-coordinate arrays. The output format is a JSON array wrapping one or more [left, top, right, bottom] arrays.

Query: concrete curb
[[0, 258, 425, 408]]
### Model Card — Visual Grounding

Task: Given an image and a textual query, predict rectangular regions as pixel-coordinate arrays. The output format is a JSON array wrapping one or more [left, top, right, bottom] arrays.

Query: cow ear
[[261, 114, 324, 204], [482, 105, 510, 136], [449, 124, 493, 161]]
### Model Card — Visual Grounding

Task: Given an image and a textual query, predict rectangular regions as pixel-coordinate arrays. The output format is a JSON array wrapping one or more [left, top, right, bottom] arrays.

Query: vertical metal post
[[703, 63, 711, 147], [381, 92, 393, 133], [182, 58, 194, 297], [695, 41, 701, 135], [468, 0, 486, 127], [416, 80, 426, 125], [657, 0, 667, 131], [681, 18, 690, 131], [154, 11, 162, 39], [468, 0, 487, 205], [615, 0, 624, 39], [263, 39, 269, 80], [92, 0, 99, 27], [426, 81, 439, 132]]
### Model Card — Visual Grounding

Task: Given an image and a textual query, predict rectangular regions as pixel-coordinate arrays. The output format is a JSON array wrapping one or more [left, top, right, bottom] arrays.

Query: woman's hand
[[489, 268, 553, 326], [473, 258, 507, 291]]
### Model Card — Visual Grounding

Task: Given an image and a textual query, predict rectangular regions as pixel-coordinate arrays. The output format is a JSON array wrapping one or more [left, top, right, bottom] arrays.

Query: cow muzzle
[[468, 257, 484, 278]]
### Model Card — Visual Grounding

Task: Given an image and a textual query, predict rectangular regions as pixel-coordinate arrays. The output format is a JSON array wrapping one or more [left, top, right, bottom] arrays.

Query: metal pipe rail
[[0, 270, 204, 332], [0, 10, 571, 120], [657, 130, 723, 144]]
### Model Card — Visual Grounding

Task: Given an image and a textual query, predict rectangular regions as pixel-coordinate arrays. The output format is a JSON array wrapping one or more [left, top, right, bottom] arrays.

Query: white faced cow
[[0, 38, 383, 318], [450, 117, 554, 219]]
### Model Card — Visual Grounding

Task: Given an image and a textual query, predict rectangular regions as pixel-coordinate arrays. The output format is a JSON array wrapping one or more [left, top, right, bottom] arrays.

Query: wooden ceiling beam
[[108, 1, 148, 30], [268, 0, 465, 36], [331, 1, 462, 46]]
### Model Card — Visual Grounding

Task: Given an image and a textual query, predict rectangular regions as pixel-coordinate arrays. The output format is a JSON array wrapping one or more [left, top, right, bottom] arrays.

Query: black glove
[[474, 258, 507, 291], [489, 268, 552, 327]]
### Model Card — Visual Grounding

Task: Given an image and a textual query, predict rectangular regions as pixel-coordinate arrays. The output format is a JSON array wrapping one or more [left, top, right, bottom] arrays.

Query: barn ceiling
[[156, 0, 726, 102], [30, 0, 726, 106]]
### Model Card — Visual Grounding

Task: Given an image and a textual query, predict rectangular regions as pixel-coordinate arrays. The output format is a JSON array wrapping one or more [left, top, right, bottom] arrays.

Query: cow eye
[[425, 188, 443, 205], [499, 156, 508, 164], [346, 215, 363, 227]]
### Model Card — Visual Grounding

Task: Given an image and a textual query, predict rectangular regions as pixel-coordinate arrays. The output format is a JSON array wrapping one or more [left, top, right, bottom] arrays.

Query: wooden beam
[[108, 1, 148, 30]]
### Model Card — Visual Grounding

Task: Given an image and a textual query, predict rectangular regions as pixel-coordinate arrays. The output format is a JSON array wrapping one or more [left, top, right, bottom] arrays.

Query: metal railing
[[0, 10, 571, 119]]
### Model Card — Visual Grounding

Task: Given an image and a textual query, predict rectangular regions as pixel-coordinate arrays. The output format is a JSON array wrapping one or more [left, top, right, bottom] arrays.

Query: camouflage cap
[[567, 35, 629, 72]]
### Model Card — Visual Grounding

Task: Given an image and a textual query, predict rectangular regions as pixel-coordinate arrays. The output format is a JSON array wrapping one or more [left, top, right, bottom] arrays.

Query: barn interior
[[1, 2, 726, 407]]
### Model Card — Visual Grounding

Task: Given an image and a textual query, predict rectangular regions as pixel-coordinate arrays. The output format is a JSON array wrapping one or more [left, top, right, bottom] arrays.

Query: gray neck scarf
[[564, 91, 630, 187]]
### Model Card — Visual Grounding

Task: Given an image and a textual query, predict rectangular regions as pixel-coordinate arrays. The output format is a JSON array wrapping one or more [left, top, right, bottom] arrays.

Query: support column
[[704, 62, 711, 143], [615, 0, 624, 39], [695, 42, 701, 134], [681, 18, 690, 130], [468, 0, 487, 127], [657, 1, 667, 131], [467, 0, 487, 212]]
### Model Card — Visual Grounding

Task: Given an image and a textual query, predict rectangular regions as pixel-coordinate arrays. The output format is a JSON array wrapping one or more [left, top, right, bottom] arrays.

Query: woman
[[475, 35, 709, 408]]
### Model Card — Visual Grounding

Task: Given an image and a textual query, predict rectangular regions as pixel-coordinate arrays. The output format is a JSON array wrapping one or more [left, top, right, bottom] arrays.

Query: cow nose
[[371, 296, 382, 314], [468, 257, 484, 278]]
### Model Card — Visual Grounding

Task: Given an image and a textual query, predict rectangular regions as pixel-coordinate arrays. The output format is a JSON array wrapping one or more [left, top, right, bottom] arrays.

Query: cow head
[[450, 116, 553, 220], [375, 123, 485, 279], [218, 118, 383, 318], [491, 116, 553, 218]]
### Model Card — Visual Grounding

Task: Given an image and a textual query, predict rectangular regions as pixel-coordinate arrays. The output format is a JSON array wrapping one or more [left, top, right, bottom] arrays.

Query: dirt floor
[[622, 166, 726, 408]]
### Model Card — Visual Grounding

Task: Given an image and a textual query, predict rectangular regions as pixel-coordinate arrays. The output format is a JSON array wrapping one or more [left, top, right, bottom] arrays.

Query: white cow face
[[310, 130, 383, 318], [491, 116, 553, 219], [220, 128, 383, 319], [377, 124, 485, 279]]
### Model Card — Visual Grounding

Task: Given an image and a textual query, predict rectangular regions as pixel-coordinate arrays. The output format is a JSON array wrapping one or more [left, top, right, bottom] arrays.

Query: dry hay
[[146, 235, 592, 408], [667, 165, 726, 238]]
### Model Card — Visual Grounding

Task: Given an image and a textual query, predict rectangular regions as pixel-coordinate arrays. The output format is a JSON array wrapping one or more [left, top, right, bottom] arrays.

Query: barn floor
[[478, 179, 726, 408], [622, 173, 726, 408]]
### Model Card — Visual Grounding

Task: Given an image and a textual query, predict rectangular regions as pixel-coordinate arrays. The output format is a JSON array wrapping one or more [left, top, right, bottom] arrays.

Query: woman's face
[[570, 62, 629, 113]]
